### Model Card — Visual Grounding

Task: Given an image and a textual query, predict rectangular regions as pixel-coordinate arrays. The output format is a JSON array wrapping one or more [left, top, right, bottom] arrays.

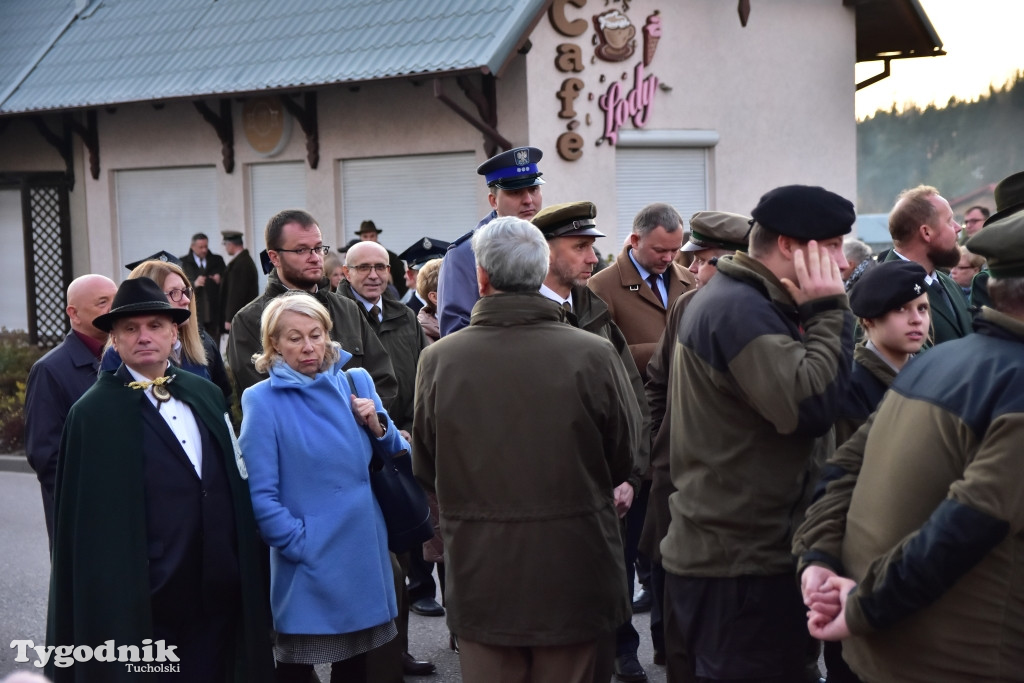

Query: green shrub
[[0, 329, 46, 452]]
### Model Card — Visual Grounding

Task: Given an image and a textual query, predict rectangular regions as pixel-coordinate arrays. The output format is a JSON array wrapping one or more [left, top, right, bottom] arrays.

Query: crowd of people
[[20, 149, 1024, 683]]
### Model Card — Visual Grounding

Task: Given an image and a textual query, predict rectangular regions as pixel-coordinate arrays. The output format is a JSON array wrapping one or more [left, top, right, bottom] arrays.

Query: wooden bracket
[[194, 99, 235, 173], [68, 110, 100, 180], [279, 92, 319, 169], [434, 75, 510, 156], [30, 115, 75, 189]]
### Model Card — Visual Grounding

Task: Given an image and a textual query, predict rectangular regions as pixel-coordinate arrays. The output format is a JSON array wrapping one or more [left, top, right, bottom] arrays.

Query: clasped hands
[[801, 565, 856, 641]]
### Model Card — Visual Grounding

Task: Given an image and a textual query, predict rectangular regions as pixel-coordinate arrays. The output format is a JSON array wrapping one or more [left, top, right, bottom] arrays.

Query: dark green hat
[[967, 210, 1024, 278], [93, 277, 191, 332], [682, 211, 751, 252], [221, 230, 244, 244], [531, 201, 605, 239]]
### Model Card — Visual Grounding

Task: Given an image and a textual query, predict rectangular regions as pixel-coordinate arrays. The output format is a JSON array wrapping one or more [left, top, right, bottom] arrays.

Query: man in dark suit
[[24, 273, 117, 547], [219, 230, 259, 335], [587, 202, 695, 682], [47, 277, 274, 683], [180, 232, 226, 346], [883, 185, 972, 347]]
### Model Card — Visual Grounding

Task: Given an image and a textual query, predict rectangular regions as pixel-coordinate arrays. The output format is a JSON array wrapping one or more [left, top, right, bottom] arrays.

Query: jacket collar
[[717, 252, 797, 310], [470, 292, 562, 327]]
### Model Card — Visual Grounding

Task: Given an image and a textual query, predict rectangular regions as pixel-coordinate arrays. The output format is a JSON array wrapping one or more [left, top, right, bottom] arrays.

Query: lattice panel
[[28, 186, 69, 346]]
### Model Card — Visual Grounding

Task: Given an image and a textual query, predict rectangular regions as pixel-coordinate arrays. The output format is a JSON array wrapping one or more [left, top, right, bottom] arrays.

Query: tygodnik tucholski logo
[[10, 639, 180, 672]]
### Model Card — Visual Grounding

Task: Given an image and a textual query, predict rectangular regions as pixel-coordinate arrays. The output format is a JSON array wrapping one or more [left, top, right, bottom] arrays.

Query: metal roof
[[0, 0, 547, 114]]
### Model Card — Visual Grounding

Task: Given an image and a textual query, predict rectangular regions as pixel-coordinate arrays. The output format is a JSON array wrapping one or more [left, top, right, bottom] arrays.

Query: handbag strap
[[346, 370, 384, 470]]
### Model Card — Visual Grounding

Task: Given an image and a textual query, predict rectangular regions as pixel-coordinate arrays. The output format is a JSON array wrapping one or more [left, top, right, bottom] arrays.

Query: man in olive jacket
[[413, 217, 639, 683], [662, 186, 856, 683], [226, 209, 398, 408]]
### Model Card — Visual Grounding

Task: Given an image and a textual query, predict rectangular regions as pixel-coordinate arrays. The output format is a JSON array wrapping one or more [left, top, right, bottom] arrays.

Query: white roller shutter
[[249, 161, 307, 291], [615, 146, 710, 246], [115, 167, 218, 273], [0, 190, 27, 330], [339, 152, 478, 258]]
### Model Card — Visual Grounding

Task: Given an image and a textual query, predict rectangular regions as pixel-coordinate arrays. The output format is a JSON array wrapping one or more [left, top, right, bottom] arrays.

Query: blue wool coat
[[239, 354, 404, 634]]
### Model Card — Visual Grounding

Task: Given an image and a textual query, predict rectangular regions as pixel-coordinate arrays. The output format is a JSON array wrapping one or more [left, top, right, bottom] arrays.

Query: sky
[[854, 0, 1024, 120]]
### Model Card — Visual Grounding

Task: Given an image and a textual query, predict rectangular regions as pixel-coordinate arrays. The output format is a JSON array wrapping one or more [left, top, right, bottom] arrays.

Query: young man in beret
[[436, 146, 544, 336], [47, 277, 273, 683], [800, 208, 1024, 683], [661, 185, 855, 683]]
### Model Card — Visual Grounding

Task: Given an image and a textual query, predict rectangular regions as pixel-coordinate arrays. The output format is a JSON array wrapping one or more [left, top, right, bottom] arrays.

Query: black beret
[[848, 260, 928, 319], [967, 210, 1024, 278], [750, 185, 855, 241], [531, 201, 605, 239]]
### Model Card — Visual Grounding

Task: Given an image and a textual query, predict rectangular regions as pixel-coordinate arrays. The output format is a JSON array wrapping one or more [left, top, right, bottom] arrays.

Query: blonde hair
[[252, 291, 340, 374], [889, 185, 939, 245], [416, 258, 443, 313], [127, 260, 207, 366], [959, 245, 986, 270]]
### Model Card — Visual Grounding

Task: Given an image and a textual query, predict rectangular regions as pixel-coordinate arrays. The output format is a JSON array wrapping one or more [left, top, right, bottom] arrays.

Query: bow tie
[[127, 375, 175, 402]]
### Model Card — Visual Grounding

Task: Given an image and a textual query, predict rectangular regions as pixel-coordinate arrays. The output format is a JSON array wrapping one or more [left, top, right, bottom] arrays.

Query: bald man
[[25, 274, 117, 547]]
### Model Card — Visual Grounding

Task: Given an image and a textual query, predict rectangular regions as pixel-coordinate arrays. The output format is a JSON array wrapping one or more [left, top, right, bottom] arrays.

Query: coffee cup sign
[[550, 1, 664, 161]]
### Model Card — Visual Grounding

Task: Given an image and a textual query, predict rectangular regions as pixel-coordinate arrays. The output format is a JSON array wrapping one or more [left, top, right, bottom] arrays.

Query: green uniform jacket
[[47, 367, 274, 683], [337, 280, 428, 431], [568, 284, 651, 484], [226, 270, 398, 409], [662, 252, 854, 577], [810, 308, 1024, 682], [882, 250, 972, 347], [412, 293, 637, 646]]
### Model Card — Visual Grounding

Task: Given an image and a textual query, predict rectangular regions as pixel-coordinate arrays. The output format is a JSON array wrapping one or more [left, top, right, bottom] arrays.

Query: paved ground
[[0, 464, 667, 682]]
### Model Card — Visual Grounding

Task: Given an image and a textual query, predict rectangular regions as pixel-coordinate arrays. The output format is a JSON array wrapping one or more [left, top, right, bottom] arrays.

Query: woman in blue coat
[[239, 291, 405, 683]]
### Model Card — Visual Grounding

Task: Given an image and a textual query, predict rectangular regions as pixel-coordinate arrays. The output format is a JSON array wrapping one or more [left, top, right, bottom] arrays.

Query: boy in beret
[[793, 259, 929, 683], [797, 203, 1024, 683], [661, 185, 856, 683]]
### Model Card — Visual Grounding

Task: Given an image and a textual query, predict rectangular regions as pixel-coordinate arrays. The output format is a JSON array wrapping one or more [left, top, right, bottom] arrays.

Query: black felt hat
[[848, 260, 928, 319], [750, 185, 855, 241], [93, 277, 191, 332], [984, 171, 1024, 227], [355, 220, 381, 235]]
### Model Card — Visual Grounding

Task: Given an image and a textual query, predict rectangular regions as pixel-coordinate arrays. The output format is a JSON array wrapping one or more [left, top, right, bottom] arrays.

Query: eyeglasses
[[348, 263, 390, 274], [274, 246, 331, 257], [165, 287, 193, 302]]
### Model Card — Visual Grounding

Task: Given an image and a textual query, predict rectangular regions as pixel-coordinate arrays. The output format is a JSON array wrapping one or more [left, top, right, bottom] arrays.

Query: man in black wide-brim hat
[[46, 276, 274, 683]]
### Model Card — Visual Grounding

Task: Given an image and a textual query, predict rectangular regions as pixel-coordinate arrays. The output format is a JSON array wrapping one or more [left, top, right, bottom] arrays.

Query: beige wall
[[0, 0, 856, 290], [525, 0, 857, 253]]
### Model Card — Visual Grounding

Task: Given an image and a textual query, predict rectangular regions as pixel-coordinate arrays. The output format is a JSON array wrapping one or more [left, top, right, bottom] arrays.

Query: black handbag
[[345, 372, 434, 553]]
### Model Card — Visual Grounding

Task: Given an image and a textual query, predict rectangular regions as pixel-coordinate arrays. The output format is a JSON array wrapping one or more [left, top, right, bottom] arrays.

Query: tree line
[[857, 71, 1024, 213]]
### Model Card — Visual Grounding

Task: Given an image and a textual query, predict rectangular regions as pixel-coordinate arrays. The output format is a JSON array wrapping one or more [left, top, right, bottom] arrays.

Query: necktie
[[929, 279, 953, 317], [368, 304, 381, 324], [561, 301, 572, 313], [647, 273, 664, 307]]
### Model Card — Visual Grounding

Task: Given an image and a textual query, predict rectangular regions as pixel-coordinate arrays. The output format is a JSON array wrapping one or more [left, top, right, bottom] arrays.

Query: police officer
[[436, 146, 544, 336]]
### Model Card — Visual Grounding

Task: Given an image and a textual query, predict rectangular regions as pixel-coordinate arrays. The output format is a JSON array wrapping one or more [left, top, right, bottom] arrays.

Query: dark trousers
[[276, 653, 367, 683], [649, 560, 666, 655], [664, 573, 809, 683], [615, 479, 651, 658], [406, 550, 437, 603]]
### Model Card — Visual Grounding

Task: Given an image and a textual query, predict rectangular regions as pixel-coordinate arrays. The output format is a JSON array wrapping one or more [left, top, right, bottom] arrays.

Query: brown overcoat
[[588, 245, 695, 380], [412, 292, 637, 646]]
